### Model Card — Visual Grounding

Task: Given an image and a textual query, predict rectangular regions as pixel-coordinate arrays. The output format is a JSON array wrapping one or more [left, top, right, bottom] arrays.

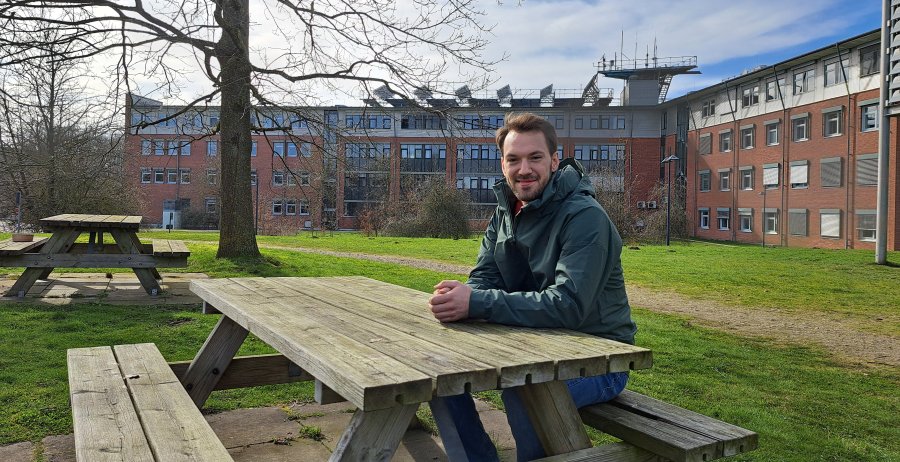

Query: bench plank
[[113, 343, 233, 461], [0, 237, 48, 255], [67, 346, 155, 462], [151, 239, 190, 257], [580, 390, 758, 462], [535, 442, 666, 462]]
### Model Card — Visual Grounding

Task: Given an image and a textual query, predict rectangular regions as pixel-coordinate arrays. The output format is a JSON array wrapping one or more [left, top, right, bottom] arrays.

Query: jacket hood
[[495, 158, 596, 213]]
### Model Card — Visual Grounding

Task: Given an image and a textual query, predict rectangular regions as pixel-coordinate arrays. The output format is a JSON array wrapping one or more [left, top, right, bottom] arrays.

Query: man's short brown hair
[[495, 112, 558, 156]]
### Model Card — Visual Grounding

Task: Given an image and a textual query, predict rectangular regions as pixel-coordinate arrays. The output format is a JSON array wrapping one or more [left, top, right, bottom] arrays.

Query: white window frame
[[792, 115, 809, 142], [717, 208, 731, 231], [739, 209, 753, 233], [740, 126, 754, 149], [766, 122, 780, 146], [764, 210, 779, 234], [699, 209, 710, 229], [823, 109, 842, 137], [740, 167, 754, 190]]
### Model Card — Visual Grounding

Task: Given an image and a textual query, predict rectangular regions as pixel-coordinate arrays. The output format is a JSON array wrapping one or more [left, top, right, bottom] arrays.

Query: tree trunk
[[215, 0, 260, 258]]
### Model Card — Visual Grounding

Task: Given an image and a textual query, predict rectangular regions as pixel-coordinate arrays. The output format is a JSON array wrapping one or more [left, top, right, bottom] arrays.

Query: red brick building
[[125, 28, 898, 249]]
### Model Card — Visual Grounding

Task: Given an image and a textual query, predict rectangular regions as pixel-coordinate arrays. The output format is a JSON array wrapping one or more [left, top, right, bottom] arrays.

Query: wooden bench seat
[[151, 239, 190, 257], [0, 237, 48, 256], [67, 343, 233, 461], [573, 390, 757, 462]]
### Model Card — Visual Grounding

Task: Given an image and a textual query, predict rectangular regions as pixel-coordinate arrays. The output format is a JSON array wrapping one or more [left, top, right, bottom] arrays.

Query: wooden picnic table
[[1, 214, 189, 297], [184, 276, 653, 460]]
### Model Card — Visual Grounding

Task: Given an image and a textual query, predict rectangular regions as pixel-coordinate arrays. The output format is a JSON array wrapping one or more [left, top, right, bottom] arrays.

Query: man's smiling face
[[500, 130, 560, 203]]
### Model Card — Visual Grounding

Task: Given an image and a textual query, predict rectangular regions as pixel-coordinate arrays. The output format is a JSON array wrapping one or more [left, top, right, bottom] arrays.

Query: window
[[207, 140, 218, 156], [717, 208, 731, 230], [719, 170, 731, 191], [765, 77, 785, 101], [180, 168, 191, 184], [820, 157, 842, 188], [856, 154, 878, 186], [207, 168, 217, 185], [740, 126, 754, 149], [793, 66, 814, 94], [859, 44, 879, 77], [141, 140, 152, 156], [763, 163, 780, 189], [701, 99, 716, 118], [286, 173, 297, 187], [742, 85, 759, 107], [299, 171, 310, 186], [574, 117, 584, 129], [764, 209, 779, 234], [154, 168, 165, 183], [140, 168, 152, 183], [789, 209, 808, 236], [285, 199, 297, 216], [791, 115, 809, 142], [286, 142, 298, 157], [300, 142, 312, 157], [823, 57, 848, 86], [699, 170, 711, 192], [823, 108, 842, 137], [719, 130, 732, 152], [861, 104, 878, 131], [590, 117, 599, 129], [273, 142, 285, 158], [166, 168, 177, 184], [273, 170, 285, 186], [299, 200, 310, 215], [272, 199, 284, 216], [251, 141, 258, 157], [205, 198, 217, 214], [766, 121, 780, 146], [740, 167, 754, 190], [856, 212, 876, 241], [166, 141, 180, 156], [154, 140, 165, 156], [250, 169, 257, 186], [699, 209, 710, 229], [820, 210, 842, 238], [208, 114, 219, 127], [739, 209, 753, 232], [790, 160, 809, 189], [698, 134, 712, 155]]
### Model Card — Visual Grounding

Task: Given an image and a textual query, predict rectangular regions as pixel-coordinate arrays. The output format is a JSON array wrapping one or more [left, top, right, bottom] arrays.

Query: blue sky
[[477, 0, 883, 101]]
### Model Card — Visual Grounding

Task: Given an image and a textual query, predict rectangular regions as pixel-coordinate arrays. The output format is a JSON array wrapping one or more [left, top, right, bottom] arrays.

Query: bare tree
[[0, 34, 133, 227], [0, 1, 494, 258]]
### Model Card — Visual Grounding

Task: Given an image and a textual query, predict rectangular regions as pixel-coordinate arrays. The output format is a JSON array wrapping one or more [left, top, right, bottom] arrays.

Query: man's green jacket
[[467, 159, 637, 345]]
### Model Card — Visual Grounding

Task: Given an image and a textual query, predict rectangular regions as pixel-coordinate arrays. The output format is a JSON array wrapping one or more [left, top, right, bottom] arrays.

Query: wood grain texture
[[181, 316, 249, 407], [517, 380, 592, 456], [0, 238, 48, 255], [169, 354, 313, 390], [330, 403, 420, 462], [113, 343, 233, 461], [534, 442, 666, 462], [67, 346, 154, 462]]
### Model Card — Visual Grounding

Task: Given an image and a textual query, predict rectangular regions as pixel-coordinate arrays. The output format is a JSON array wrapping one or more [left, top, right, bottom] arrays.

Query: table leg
[[518, 381, 593, 456], [109, 228, 161, 295], [181, 316, 249, 407], [6, 229, 80, 297], [330, 403, 419, 462]]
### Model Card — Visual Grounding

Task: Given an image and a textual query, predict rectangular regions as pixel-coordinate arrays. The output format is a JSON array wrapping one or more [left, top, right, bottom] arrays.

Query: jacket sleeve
[[467, 207, 615, 330], [466, 210, 507, 291]]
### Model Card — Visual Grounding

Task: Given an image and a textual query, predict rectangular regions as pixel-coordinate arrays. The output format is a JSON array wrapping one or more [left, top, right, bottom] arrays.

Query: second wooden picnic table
[[184, 276, 653, 460], [1, 214, 189, 297]]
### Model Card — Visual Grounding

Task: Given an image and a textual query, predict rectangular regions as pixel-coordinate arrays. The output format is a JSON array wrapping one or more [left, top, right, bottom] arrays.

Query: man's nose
[[519, 161, 532, 175]]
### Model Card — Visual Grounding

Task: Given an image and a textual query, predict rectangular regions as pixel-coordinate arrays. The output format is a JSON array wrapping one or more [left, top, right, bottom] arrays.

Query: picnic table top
[[40, 214, 143, 230], [190, 276, 652, 412]]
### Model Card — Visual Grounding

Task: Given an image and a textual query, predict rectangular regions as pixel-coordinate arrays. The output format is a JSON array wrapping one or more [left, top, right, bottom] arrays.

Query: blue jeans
[[429, 371, 628, 462]]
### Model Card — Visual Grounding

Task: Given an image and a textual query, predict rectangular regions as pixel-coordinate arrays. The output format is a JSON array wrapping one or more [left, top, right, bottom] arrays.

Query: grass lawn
[[0, 233, 898, 460]]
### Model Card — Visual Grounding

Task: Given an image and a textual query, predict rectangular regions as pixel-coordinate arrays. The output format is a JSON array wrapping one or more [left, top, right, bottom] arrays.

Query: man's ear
[[551, 154, 560, 172]]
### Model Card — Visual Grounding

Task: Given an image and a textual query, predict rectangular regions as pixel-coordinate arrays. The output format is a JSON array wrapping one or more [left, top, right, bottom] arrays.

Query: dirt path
[[243, 242, 900, 368]]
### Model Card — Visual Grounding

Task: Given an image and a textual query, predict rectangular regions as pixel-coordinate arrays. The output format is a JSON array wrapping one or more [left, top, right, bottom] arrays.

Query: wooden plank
[[0, 238, 48, 255], [518, 380, 592, 456], [595, 390, 758, 459], [316, 379, 347, 405], [67, 346, 154, 462], [169, 240, 189, 254], [6, 228, 80, 297], [152, 239, 172, 256], [169, 354, 313, 390], [151, 240, 190, 257], [180, 316, 249, 407], [113, 343, 233, 461], [535, 442, 666, 462], [0, 253, 170, 268], [310, 276, 647, 384], [260, 278, 498, 396], [190, 278, 434, 411], [294, 277, 557, 389], [330, 403, 420, 462], [109, 228, 160, 295]]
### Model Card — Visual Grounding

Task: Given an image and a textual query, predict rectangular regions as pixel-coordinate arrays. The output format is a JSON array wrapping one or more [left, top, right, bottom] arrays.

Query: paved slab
[[0, 272, 205, 305], [1, 398, 516, 461]]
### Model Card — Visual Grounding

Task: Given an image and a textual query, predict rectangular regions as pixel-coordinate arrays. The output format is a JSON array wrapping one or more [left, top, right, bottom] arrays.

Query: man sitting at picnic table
[[428, 112, 637, 461]]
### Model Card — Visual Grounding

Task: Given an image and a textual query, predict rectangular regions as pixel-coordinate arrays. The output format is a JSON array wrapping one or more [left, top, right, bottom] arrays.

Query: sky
[[123, 0, 883, 106], [479, 0, 882, 102]]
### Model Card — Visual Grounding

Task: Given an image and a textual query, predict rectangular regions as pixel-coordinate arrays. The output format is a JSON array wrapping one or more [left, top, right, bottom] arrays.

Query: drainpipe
[[772, 65, 788, 246], [724, 84, 739, 242], [837, 43, 852, 249]]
